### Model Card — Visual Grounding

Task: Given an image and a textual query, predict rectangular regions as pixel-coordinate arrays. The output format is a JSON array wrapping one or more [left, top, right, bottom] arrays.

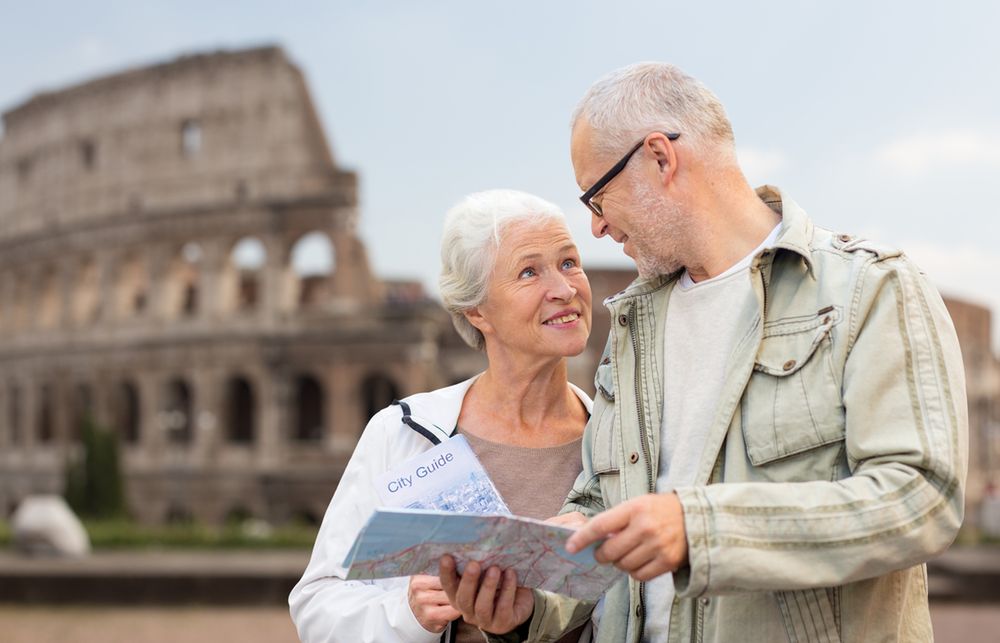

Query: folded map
[[343, 507, 623, 601]]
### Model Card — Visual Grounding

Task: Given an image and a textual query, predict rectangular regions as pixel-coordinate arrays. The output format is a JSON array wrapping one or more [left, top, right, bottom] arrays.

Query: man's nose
[[591, 211, 608, 238]]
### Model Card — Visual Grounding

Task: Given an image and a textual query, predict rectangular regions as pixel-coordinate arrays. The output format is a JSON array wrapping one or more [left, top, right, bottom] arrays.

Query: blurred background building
[[0, 46, 485, 527], [0, 45, 997, 534]]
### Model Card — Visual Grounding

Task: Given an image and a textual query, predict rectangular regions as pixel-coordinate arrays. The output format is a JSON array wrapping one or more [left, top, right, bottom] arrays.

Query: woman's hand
[[439, 555, 534, 634], [408, 574, 461, 633], [545, 511, 588, 529]]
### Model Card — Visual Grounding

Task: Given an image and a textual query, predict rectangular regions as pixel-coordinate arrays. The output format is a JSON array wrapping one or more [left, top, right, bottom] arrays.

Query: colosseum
[[0, 46, 485, 526]]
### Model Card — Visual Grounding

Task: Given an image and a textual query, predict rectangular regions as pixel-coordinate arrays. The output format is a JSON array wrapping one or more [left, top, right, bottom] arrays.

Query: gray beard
[[628, 180, 690, 279]]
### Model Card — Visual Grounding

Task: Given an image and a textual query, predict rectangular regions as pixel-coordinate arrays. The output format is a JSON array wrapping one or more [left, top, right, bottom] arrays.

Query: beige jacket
[[495, 186, 967, 643]]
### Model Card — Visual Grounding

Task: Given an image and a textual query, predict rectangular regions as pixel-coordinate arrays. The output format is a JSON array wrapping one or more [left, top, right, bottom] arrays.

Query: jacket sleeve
[[288, 408, 442, 643], [673, 254, 968, 597]]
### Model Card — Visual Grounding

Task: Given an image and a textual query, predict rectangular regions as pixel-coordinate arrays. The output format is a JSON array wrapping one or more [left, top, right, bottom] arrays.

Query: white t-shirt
[[643, 224, 780, 642]]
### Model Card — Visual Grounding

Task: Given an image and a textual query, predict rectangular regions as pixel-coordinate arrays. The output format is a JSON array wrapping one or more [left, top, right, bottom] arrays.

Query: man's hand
[[565, 492, 688, 582], [439, 555, 534, 634], [545, 511, 588, 529], [407, 574, 461, 633]]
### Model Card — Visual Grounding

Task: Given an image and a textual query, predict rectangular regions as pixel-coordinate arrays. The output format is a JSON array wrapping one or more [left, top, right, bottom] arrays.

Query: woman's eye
[[561, 259, 577, 270], [519, 268, 536, 279]]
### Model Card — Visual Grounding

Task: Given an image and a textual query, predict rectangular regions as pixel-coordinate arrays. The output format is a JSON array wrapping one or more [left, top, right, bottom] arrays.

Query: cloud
[[736, 147, 786, 183], [874, 130, 1000, 176]]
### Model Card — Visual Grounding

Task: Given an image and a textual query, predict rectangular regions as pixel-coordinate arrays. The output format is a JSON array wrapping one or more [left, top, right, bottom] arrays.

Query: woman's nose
[[547, 273, 577, 301]]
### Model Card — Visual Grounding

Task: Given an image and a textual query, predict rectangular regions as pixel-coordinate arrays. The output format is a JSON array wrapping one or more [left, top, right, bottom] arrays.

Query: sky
[[2, 1, 999, 344]]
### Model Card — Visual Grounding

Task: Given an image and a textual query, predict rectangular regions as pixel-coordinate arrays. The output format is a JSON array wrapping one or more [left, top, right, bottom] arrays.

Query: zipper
[[758, 259, 769, 321], [627, 302, 655, 643], [693, 598, 705, 642]]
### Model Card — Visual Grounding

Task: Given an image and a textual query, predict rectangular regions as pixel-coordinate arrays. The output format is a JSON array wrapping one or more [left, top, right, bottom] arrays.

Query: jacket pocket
[[741, 310, 845, 466], [775, 587, 842, 643]]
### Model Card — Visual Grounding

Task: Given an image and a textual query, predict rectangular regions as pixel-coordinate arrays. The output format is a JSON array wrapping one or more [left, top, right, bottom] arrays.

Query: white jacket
[[288, 375, 593, 643]]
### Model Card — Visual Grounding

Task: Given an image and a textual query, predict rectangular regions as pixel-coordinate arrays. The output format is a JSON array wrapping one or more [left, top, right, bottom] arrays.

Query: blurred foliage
[[79, 519, 318, 549], [64, 416, 126, 520], [0, 516, 317, 550]]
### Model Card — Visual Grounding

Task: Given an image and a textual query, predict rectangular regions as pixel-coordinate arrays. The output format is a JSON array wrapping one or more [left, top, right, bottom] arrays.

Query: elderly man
[[441, 62, 968, 643]]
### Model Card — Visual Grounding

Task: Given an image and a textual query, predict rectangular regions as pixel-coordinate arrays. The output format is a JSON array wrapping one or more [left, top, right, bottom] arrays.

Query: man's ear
[[646, 133, 678, 187], [464, 307, 493, 336]]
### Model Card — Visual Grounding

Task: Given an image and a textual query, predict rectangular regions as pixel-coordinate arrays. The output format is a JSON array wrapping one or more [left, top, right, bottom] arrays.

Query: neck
[[466, 351, 581, 441], [684, 172, 780, 283]]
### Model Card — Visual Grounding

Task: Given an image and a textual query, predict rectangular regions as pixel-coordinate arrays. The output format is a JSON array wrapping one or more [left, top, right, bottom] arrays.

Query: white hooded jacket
[[289, 375, 593, 643]]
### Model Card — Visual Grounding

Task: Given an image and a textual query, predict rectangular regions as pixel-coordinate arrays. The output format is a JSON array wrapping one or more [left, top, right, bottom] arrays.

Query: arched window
[[226, 376, 255, 444], [114, 381, 141, 444], [361, 374, 400, 425], [164, 379, 193, 445], [294, 374, 325, 441], [38, 384, 54, 444]]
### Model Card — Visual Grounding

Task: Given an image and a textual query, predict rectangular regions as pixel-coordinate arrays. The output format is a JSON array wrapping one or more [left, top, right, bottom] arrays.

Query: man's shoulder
[[809, 226, 904, 263]]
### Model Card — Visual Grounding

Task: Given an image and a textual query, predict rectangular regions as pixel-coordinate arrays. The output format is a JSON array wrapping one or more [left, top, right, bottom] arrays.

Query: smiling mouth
[[543, 312, 580, 325]]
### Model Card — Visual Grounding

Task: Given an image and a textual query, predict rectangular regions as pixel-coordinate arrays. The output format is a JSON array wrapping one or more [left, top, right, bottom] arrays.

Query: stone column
[[137, 372, 164, 465], [256, 366, 290, 469], [192, 368, 223, 464], [58, 255, 78, 331], [261, 234, 290, 325], [94, 250, 118, 323], [327, 361, 360, 456], [145, 245, 171, 322], [197, 239, 226, 322]]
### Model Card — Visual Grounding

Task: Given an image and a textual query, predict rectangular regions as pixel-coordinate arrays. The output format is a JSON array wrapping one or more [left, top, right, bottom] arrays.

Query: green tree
[[64, 417, 126, 519]]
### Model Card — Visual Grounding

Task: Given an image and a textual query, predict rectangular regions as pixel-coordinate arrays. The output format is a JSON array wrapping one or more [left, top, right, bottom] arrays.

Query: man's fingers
[[594, 527, 646, 565], [566, 504, 631, 553]]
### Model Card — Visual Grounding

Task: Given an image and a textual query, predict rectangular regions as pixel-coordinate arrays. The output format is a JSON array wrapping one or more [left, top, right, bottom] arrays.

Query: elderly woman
[[289, 189, 593, 643]]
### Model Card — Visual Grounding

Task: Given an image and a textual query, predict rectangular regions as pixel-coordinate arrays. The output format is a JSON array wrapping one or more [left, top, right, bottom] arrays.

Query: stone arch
[[360, 373, 400, 425], [163, 242, 202, 319], [113, 380, 141, 444], [293, 373, 325, 441], [225, 375, 255, 444], [37, 265, 60, 330], [37, 383, 54, 444], [163, 378, 193, 445], [71, 383, 94, 442], [115, 252, 149, 318], [290, 231, 335, 309], [7, 382, 21, 446], [72, 256, 100, 326], [221, 236, 266, 314]]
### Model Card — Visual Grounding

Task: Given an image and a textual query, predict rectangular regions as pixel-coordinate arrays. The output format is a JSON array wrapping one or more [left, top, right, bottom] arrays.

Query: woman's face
[[470, 219, 592, 361]]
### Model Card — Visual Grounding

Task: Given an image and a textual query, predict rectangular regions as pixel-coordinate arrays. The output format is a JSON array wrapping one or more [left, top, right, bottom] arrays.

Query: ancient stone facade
[[0, 47, 484, 526]]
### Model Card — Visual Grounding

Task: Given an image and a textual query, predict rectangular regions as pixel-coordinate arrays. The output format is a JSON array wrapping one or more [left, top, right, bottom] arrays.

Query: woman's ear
[[464, 307, 493, 336]]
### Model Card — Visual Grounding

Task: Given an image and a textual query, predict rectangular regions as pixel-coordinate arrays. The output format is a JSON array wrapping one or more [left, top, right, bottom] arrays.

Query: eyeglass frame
[[579, 131, 680, 218]]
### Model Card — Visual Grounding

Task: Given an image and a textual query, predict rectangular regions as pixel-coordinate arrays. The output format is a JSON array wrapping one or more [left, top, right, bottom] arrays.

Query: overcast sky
[[3, 1, 999, 344]]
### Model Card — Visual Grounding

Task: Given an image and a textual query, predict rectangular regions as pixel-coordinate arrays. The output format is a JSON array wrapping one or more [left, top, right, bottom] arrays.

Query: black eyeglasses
[[579, 132, 680, 218]]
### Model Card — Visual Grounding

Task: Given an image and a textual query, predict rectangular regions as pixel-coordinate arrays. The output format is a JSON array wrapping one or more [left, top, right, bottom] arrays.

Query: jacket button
[[601, 357, 611, 365], [838, 233, 851, 243], [629, 452, 639, 464], [618, 314, 628, 326], [782, 359, 796, 371], [700, 597, 710, 606]]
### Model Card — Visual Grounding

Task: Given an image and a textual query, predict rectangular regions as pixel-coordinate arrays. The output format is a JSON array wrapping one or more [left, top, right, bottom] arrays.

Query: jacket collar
[[756, 185, 815, 275], [606, 185, 816, 305], [400, 373, 594, 440]]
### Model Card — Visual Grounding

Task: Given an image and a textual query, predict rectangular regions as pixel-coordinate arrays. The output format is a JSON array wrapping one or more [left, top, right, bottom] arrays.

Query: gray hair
[[439, 189, 567, 350], [572, 62, 736, 163]]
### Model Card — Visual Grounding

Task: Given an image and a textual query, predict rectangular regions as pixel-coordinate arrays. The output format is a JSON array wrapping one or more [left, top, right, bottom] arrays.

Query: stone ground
[[0, 604, 997, 642]]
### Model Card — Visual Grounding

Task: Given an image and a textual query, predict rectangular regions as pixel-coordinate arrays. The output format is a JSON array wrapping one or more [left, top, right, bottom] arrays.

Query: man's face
[[571, 121, 689, 278]]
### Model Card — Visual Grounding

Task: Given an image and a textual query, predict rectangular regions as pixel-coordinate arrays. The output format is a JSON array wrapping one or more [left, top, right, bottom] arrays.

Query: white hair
[[439, 189, 567, 350], [572, 62, 736, 164]]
